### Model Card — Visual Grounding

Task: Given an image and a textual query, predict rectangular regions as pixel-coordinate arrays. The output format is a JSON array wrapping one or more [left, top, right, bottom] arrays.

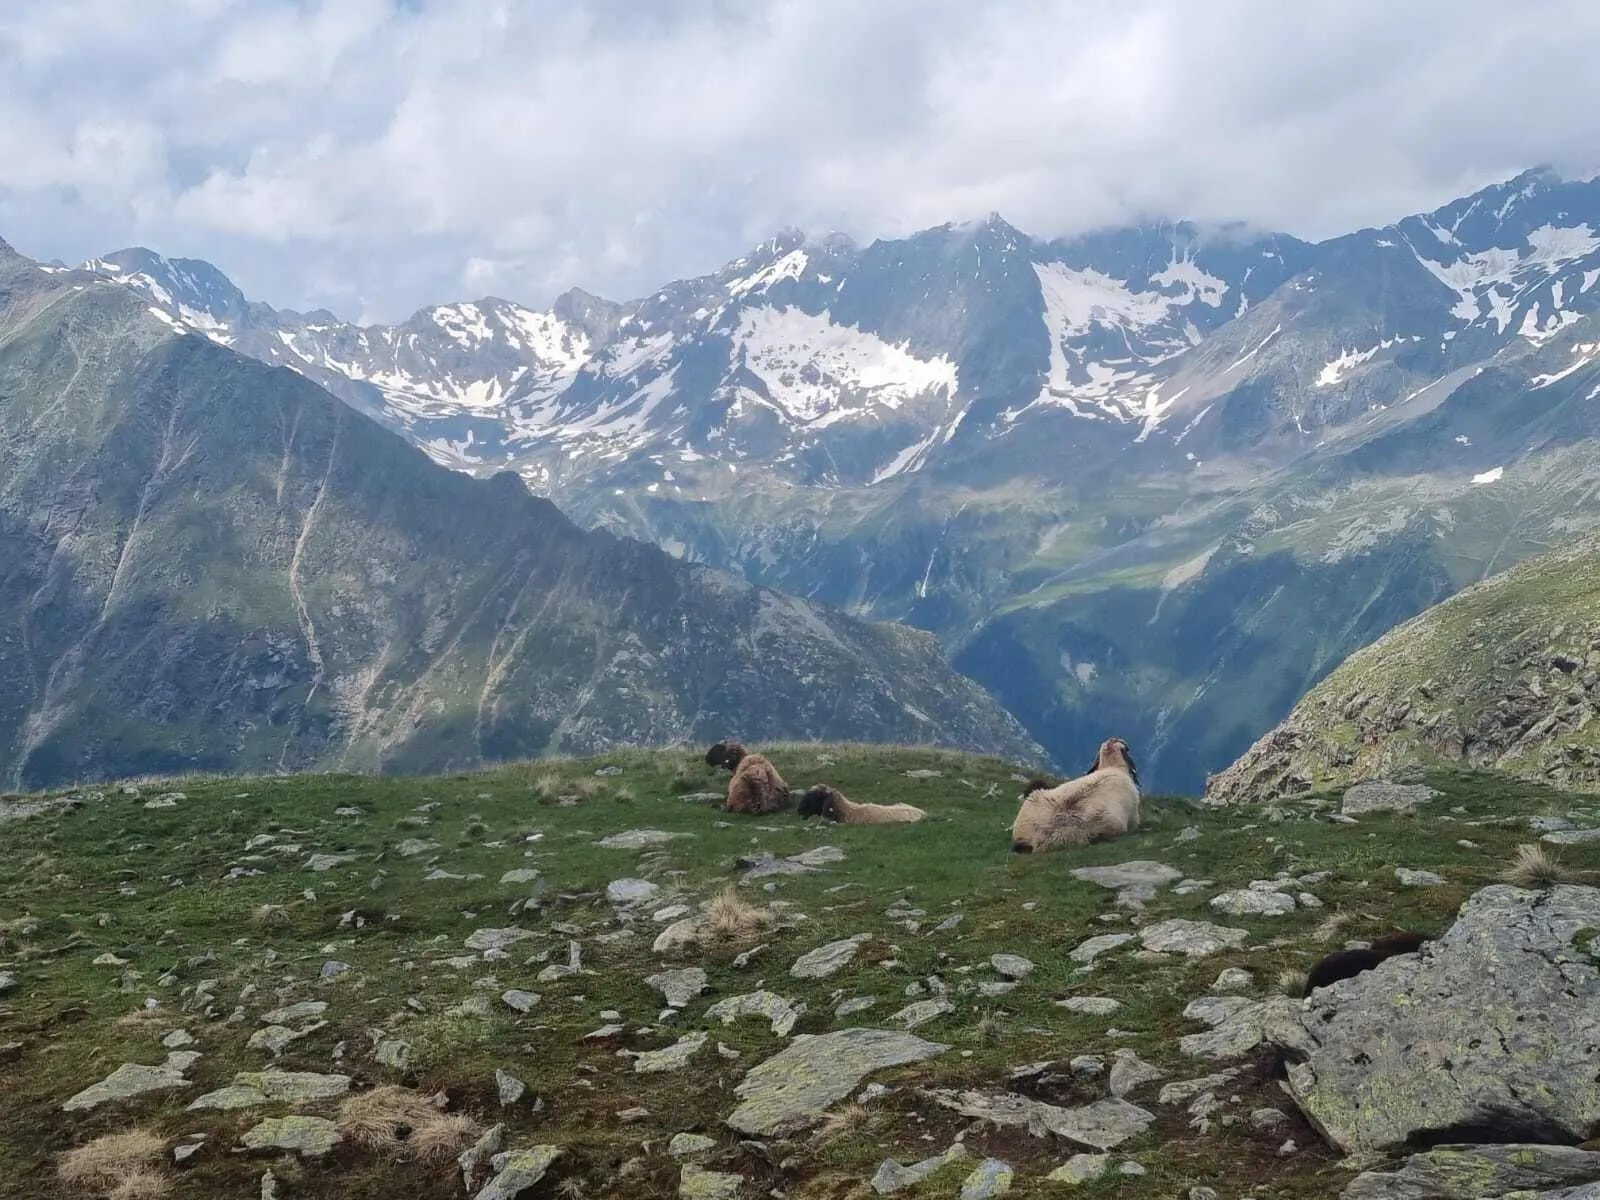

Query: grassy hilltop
[[1, 744, 1596, 1199]]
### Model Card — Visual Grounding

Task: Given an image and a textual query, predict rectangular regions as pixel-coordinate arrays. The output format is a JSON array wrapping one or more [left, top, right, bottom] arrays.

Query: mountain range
[[67, 166, 1600, 790], [0, 240, 1040, 790]]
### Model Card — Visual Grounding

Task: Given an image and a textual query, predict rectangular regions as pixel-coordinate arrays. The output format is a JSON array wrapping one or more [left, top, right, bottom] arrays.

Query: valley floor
[[1, 746, 1596, 1199]]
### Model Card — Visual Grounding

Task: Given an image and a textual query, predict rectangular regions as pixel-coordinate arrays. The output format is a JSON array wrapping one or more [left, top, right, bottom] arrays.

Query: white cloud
[[3, 0, 1600, 319]]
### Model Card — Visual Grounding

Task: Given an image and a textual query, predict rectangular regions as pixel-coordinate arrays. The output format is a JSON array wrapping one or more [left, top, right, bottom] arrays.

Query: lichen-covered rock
[[790, 935, 871, 979], [1209, 889, 1296, 917], [1341, 781, 1442, 815], [960, 1159, 1014, 1199], [457, 1123, 506, 1193], [1179, 997, 1311, 1060], [668, 1132, 717, 1161], [1287, 884, 1600, 1155], [647, 968, 708, 1009], [634, 1031, 708, 1074], [870, 1144, 969, 1194], [990, 954, 1035, 979], [1108, 1050, 1167, 1099], [891, 998, 954, 1030], [476, 1146, 562, 1200], [465, 927, 534, 952], [260, 1000, 327, 1025], [1068, 933, 1134, 964], [1342, 1143, 1600, 1199], [929, 1091, 1155, 1150], [704, 990, 803, 1037], [726, 1028, 949, 1135], [188, 1070, 352, 1110], [607, 878, 660, 906], [1138, 920, 1249, 957], [240, 1115, 341, 1158], [679, 1165, 744, 1199], [1046, 1153, 1109, 1184], [62, 1061, 192, 1111]]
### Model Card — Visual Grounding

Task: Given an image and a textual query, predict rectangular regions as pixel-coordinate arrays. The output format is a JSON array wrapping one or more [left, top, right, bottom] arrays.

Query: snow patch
[[1471, 466, 1504, 485]]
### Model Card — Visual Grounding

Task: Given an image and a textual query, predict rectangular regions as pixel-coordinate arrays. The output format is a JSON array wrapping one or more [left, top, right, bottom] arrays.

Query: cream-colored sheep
[[1009, 737, 1140, 853], [797, 785, 925, 825], [724, 750, 792, 815]]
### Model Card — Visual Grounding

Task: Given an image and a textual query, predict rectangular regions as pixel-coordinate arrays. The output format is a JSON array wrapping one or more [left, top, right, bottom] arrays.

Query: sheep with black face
[[797, 784, 925, 825], [704, 740, 747, 771], [1010, 737, 1141, 853]]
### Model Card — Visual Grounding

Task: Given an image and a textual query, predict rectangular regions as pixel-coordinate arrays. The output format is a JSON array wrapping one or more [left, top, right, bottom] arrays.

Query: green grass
[[2, 747, 1597, 1199]]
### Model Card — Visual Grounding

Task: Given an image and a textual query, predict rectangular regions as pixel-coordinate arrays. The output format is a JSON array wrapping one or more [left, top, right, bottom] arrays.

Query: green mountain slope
[[0, 245, 1040, 788], [1206, 532, 1600, 803]]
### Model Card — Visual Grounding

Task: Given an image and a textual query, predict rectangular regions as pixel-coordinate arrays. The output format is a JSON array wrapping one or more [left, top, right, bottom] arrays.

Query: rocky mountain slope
[[4, 747, 1599, 1199], [1205, 534, 1600, 804], [82, 167, 1600, 790], [0, 241, 1039, 790]]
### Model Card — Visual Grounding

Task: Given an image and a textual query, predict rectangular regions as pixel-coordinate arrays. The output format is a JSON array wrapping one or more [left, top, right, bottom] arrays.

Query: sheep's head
[[1089, 737, 1138, 787], [797, 785, 837, 820]]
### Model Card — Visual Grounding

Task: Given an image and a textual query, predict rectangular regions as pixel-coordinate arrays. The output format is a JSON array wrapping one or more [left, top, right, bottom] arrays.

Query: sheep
[[1009, 737, 1140, 854], [705, 740, 748, 771], [797, 784, 926, 825], [725, 752, 792, 815], [1302, 930, 1431, 997]]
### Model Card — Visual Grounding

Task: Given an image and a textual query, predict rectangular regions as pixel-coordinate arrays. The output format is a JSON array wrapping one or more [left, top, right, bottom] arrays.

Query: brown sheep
[[797, 785, 926, 825], [1010, 737, 1140, 854], [725, 752, 791, 815], [1302, 930, 1431, 997], [705, 740, 748, 771]]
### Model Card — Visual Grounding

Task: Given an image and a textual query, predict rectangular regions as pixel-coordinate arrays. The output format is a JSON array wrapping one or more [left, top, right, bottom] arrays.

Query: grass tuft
[[701, 886, 775, 945], [338, 1085, 481, 1164], [59, 1130, 165, 1191]]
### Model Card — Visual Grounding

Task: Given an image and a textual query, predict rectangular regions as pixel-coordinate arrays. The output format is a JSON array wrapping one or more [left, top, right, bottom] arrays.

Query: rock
[[62, 1061, 192, 1111], [870, 1144, 969, 1194], [304, 853, 356, 872], [654, 918, 704, 954], [261, 1001, 330, 1028], [960, 1159, 1014, 1199], [679, 1165, 744, 1199], [465, 927, 535, 952], [0, 971, 14, 994], [705, 991, 804, 1037], [583, 1024, 625, 1041], [476, 1146, 562, 1200], [1250, 1106, 1289, 1131], [1068, 933, 1134, 965], [162, 1030, 195, 1049], [260, 1170, 278, 1199], [608, 878, 661, 906], [634, 1031, 708, 1074], [977, 981, 1016, 997], [1544, 828, 1600, 845], [1342, 781, 1441, 815], [1069, 1055, 1106, 1078], [1158, 1071, 1241, 1106], [495, 1069, 526, 1106], [596, 830, 689, 850], [726, 1028, 950, 1136], [1182, 996, 1255, 1028], [188, 1070, 351, 1110], [500, 868, 541, 884], [1108, 1050, 1167, 1099], [320, 961, 352, 979], [789, 845, 846, 867], [1070, 861, 1183, 891], [172, 1140, 203, 1164], [248, 1022, 326, 1056], [1056, 997, 1121, 1016], [1180, 996, 1311, 1060], [457, 1124, 506, 1192], [240, 1115, 341, 1158], [1046, 1153, 1109, 1184], [1138, 920, 1249, 957], [1395, 867, 1446, 887], [1287, 884, 1600, 1155], [990, 953, 1035, 979], [396, 838, 439, 857], [932, 1091, 1155, 1150], [668, 1133, 718, 1161], [1209, 888, 1297, 916], [1343, 1143, 1600, 1199], [835, 996, 876, 1018], [647, 968, 708, 1009], [891, 999, 954, 1030], [376, 1039, 413, 1071], [790, 935, 871, 979], [1213, 968, 1255, 992], [502, 989, 541, 1014]]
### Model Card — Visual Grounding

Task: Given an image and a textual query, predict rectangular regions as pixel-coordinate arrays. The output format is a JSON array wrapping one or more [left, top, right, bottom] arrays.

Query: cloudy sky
[[5, 0, 1600, 323]]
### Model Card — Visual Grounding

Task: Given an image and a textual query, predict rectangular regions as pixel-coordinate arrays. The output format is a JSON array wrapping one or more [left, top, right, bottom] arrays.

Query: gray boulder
[[1287, 884, 1600, 1155], [1343, 1143, 1600, 1199]]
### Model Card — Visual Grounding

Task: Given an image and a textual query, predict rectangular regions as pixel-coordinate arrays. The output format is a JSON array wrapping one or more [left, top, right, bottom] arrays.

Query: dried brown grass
[[338, 1085, 481, 1163], [701, 886, 775, 945], [250, 903, 292, 928], [59, 1130, 165, 1191], [1501, 842, 1577, 889], [107, 1168, 172, 1200]]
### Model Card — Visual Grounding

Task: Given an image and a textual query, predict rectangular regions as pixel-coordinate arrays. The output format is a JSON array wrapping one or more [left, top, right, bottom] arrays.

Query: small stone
[[870, 1143, 969, 1194], [495, 1069, 526, 1106], [375, 1039, 413, 1071], [260, 1000, 327, 1025], [248, 1022, 326, 1056], [990, 953, 1034, 979], [1068, 933, 1134, 964], [790, 935, 870, 979], [1249, 1106, 1289, 1131], [596, 829, 689, 850], [977, 981, 1017, 997], [1209, 889, 1296, 916], [1138, 920, 1249, 957], [835, 997, 876, 1018], [705, 991, 804, 1037], [634, 1031, 708, 1074], [320, 960, 352, 979], [1046, 1153, 1109, 1184], [607, 878, 660, 906], [679, 1165, 743, 1200], [668, 1132, 718, 1161], [1109, 1049, 1167, 1099], [891, 998, 954, 1030], [1056, 996, 1120, 1016], [172, 1140, 204, 1164], [502, 989, 541, 1014], [647, 968, 708, 1009], [654, 918, 703, 954], [396, 838, 439, 857], [1118, 1160, 1147, 1176], [62, 1061, 192, 1111], [465, 927, 534, 952], [1212, 968, 1254, 992], [617, 1106, 650, 1122], [960, 1158, 1014, 1199], [162, 1030, 195, 1049], [260, 1170, 278, 1200], [476, 1146, 562, 1200], [1395, 868, 1445, 887], [1189, 1189, 1219, 1200], [1543, 828, 1600, 845], [500, 868, 541, 884], [458, 1124, 506, 1193], [1341, 781, 1440, 815], [304, 853, 356, 872], [789, 845, 846, 867]]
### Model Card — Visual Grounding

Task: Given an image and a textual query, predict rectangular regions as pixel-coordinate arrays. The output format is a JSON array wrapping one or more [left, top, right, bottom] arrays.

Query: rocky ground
[[2, 745, 1598, 1199]]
